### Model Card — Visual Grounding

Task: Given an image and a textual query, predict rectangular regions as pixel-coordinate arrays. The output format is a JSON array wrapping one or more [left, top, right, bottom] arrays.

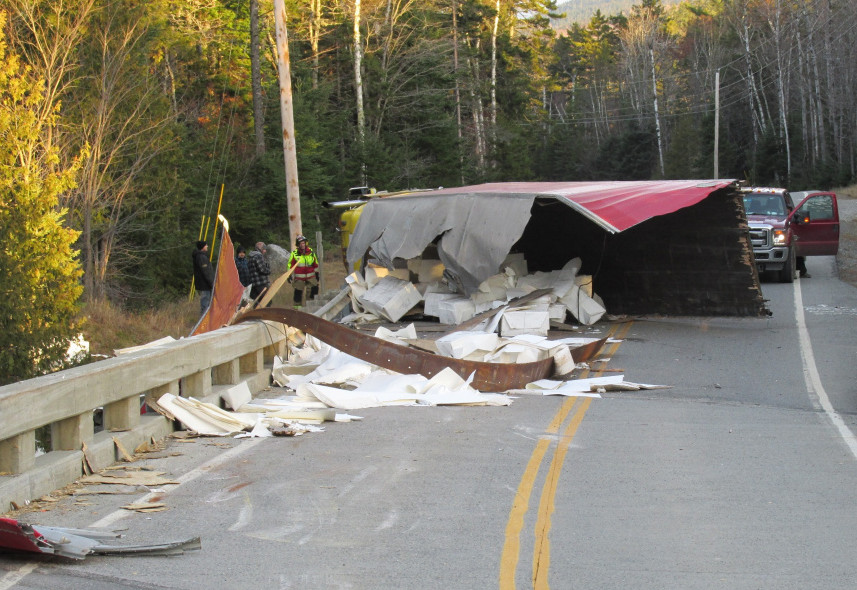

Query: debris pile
[[342, 255, 606, 329], [154, 317, 667, 439], [155, 253, 668, 438]]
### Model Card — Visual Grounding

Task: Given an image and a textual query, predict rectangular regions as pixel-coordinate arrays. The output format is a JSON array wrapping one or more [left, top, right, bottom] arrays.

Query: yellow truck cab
[[323, 186, 438, 271], [323, 186, 377, 271]]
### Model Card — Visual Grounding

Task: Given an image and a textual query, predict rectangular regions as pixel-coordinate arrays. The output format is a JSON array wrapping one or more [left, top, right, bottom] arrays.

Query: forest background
[[2, 0, 857, 383]]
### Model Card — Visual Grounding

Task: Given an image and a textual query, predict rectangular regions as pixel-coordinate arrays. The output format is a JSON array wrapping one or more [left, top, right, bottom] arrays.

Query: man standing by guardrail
[[192, 240, 215, 316], [247, 242, 271, 301]]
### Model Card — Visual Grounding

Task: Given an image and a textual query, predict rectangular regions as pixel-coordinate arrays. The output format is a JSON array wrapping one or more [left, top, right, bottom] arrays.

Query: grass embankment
[[81, 298, 200, 357], [81, 258, 350, 357]]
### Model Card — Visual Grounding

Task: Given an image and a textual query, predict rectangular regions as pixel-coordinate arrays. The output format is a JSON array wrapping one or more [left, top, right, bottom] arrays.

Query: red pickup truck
[[741, 187, 840, 282]]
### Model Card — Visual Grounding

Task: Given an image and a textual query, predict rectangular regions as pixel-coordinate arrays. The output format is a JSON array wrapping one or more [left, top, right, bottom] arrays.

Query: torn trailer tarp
[[346, 180, 767, 317]]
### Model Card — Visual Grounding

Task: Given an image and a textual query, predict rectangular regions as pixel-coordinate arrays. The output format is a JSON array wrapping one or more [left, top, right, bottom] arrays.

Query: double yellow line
[[499, 321, 633, 589]]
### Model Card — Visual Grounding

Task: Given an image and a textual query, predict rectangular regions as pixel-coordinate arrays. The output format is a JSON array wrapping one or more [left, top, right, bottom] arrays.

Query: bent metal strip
[[236, 307, 605, 392]]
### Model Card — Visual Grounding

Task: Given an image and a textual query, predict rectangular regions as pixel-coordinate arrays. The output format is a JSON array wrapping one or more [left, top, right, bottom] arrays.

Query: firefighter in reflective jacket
[[288, 235, 320, 308]]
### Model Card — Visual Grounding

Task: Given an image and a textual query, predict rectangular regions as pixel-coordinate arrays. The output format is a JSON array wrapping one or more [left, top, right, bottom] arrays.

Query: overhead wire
[[191, 33, 241, 298], [201, 35, 242, 241]]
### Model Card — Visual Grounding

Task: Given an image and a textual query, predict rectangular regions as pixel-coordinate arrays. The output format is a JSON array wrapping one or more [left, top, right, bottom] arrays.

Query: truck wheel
[[779, 248, 796, 283]]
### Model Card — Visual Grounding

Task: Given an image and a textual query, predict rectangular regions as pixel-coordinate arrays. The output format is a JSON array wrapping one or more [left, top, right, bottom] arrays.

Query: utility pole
[[714, 70, 720, 180], [273, 0, 302, 247]]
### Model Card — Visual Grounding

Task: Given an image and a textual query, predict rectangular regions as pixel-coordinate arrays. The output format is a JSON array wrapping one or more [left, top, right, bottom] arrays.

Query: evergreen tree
[[0, 13, 84, 385]]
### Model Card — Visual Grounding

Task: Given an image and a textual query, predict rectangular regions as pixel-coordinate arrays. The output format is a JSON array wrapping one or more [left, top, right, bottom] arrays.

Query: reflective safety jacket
[[288, 247, 319, 281]]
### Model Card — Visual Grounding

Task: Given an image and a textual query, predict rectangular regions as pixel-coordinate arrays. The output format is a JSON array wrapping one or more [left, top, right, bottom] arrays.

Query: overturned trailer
[[346, 180, 767, 317]]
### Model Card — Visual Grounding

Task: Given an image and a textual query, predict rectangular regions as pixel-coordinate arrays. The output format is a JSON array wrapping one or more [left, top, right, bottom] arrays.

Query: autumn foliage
[[0, 13, 84, 385]]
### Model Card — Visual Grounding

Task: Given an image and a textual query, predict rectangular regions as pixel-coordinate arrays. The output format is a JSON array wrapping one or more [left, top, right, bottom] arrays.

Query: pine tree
[[0, 13, 84, 385]]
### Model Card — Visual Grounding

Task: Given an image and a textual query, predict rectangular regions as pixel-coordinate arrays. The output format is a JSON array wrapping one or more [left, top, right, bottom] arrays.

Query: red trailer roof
[[413, 180, 737, 233], [348, 179, 741, 295]]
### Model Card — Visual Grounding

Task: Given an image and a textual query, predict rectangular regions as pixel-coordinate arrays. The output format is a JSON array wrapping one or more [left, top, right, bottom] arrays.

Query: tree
[[2, 0, 97, 156], [619, 0, 670, 177], [6, 0, 180, 303], [62, 0, 177, 302], [550, 11, 625, 147], [0, 12, 83, 385], [250, 0, 266, 156]]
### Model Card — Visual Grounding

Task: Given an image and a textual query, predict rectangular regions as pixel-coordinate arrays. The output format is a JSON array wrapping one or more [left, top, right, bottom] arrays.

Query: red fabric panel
[[191, 228, 245, 336]]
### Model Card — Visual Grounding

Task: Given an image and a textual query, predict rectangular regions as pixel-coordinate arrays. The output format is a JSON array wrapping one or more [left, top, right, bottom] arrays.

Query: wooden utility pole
[[273, 0, 302, 247]]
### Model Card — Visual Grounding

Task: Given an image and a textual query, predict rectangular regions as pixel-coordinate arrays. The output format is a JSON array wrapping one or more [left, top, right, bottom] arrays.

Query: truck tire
[[779, 248, 796, 283]]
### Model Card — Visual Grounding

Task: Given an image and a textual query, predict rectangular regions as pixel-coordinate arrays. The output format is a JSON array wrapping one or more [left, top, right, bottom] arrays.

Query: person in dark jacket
[[192, 240, 215, 316], [247, 241, 271, 300], [235, 246, 251, 287]]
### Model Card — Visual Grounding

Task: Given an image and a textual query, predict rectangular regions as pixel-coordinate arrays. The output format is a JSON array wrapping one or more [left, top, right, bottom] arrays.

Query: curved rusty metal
[[235, 307, 555, 391], [570, 337, 608, 364]]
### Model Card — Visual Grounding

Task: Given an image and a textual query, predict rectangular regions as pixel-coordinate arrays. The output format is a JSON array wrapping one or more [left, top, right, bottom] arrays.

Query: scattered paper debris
[[270, 422, 325, 436], [113, 437, 134, 462], [81, 442, 96, 475], [174, 257, 668, 442], [74, 488, 142, 496], [222, 382, 253, 411], [157, 394, 257, 436], [78, 471, 179, 487], [121, 502, 168, 513], [507, 375, 671, 396]]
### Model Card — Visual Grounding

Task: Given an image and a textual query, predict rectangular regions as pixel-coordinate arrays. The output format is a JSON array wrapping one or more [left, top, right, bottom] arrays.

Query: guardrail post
[[144, 380, 179, 411], [213, 359, 240, 385], [239, 350, 263, 375], [0, 431, 35, 474], [103, 396, 141, 431], [51, 413, 94, 451], [181, 369, 211, 398], [263, 341, 285, 364]]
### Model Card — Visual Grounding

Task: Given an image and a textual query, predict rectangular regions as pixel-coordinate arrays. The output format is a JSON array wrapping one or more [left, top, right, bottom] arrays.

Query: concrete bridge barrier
[[0, 320, 288, 512]]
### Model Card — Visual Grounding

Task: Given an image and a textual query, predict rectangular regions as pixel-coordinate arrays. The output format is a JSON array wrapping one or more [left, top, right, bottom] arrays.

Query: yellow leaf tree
[[0, 11, 84, 385]]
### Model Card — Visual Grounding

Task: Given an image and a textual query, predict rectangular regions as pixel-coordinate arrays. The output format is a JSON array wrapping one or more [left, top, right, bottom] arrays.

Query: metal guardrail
[[0, 320, 288, 512]]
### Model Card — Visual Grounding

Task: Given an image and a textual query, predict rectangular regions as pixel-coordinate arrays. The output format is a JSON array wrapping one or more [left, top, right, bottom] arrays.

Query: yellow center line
[[499, 320, 634, 589], [500, 396, 579, 590], [532, 396, 592, 588]]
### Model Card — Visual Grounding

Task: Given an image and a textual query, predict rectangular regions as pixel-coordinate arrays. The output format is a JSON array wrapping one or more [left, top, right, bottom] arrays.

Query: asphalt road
[[2, 257, 857, 589]]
